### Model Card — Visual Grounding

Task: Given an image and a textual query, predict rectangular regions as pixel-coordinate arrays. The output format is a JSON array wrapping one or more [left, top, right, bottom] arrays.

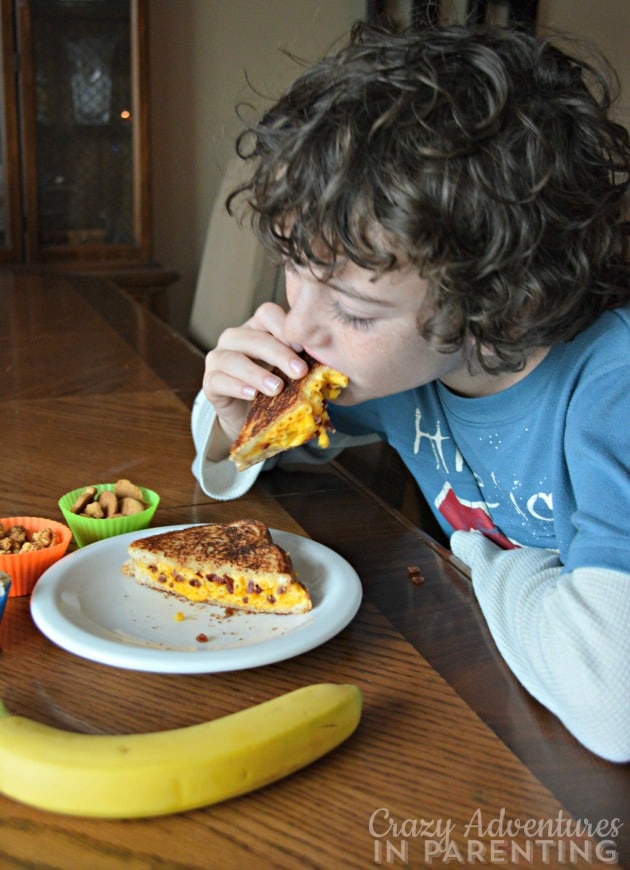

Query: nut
[[115, 479, 145, 502], [119, 497, 145, 516], [83, 502, 105, 519], [70, 486, 97, 514], [0, 524, 57, 554], [68, 479, 149, 520], [98, 490, 118, 518]]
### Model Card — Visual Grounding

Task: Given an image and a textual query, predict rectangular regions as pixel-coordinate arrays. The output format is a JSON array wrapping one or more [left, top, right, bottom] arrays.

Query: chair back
[[188, 159, 281, 350]]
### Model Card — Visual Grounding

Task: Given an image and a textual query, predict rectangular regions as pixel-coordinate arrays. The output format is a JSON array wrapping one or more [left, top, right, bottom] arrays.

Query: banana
[[0, 682, 362, 819]]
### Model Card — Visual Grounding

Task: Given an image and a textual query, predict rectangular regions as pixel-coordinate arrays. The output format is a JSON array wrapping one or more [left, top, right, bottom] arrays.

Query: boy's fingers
[[213, 330, 308, 385]]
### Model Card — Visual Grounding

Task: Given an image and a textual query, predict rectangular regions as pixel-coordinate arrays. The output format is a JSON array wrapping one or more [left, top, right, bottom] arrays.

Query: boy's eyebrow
[[325, 278, 396, 307]]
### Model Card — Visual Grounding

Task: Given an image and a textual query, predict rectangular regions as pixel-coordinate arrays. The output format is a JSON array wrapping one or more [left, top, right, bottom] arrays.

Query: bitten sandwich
[[230, 352, 348, 472], [122, 519, 312, 614]]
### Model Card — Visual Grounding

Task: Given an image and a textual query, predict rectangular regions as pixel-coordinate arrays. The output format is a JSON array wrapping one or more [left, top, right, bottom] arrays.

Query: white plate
[[30, 525, 362, 674]]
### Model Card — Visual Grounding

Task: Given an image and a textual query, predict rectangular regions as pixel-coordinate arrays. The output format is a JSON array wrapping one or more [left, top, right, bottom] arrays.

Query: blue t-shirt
[[330, 307, 630, 574]]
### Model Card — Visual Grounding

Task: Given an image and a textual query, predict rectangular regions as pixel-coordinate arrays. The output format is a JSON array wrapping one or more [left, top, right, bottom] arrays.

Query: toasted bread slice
[[122, 519, 311, 614], [230, 353, 348, 472]]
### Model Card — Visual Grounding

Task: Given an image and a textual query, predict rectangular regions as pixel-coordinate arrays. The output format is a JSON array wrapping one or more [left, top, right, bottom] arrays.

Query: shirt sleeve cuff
[[191, 391, 263, 501]]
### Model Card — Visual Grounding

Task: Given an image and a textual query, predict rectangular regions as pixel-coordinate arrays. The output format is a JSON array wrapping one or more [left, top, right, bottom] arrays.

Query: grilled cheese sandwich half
[[230, 353, 348, 472], [122, 519, 311, 614]]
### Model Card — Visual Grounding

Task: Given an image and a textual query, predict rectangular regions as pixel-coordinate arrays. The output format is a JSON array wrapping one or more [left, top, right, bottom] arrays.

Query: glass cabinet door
[[16, 0, 150, 265]]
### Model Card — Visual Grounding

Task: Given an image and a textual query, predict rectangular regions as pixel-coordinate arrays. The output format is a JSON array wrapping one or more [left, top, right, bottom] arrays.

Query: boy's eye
[[330, 299, 375, 331]]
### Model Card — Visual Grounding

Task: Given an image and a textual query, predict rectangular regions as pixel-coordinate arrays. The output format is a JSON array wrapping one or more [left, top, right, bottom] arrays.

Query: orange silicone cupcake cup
[[0, 517, 72, 597]]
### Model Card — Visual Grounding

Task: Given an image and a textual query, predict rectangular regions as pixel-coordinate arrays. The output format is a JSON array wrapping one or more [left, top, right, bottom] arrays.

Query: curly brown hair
[[228, 22, 629, 373]]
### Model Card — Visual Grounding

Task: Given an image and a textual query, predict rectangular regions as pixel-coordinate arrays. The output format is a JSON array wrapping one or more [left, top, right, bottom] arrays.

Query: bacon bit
[[267, 594, 276, 604], [224, 575, 234, 594], [189, 578, 201, 587], [242, 596, 249, 604], [224, 607, 235, 617], [157, 573, 167, 584], [247, 580, 263, 594], [174, 573, 185, 583], [407, 565, 425, 586], [196, 632, 209, 643]]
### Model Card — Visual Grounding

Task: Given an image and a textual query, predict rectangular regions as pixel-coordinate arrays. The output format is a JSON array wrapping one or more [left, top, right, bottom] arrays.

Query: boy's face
[[282, 259, 474, 404]]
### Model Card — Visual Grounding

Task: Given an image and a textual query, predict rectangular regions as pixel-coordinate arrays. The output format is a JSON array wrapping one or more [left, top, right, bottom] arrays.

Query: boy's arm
[[451, 530, 630, 763]]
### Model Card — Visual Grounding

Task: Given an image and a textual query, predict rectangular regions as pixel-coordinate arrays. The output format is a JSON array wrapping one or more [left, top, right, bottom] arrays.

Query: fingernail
[[242, 385, 256, 399], [290, 358, 307, 375], [264, 375, 282, 393], [290, 342, 303, 352]]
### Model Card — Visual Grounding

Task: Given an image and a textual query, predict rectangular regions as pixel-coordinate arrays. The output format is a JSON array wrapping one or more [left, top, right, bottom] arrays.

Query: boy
[[192, 23, 629, 761]]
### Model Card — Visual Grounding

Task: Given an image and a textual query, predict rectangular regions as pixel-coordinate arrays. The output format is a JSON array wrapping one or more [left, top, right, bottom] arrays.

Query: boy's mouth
[[302, 347, 324, 366], [303, 348, 336, 372]]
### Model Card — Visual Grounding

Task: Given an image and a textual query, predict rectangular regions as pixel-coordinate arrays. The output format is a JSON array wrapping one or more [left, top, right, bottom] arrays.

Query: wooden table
[[0, 271, 627, 869]]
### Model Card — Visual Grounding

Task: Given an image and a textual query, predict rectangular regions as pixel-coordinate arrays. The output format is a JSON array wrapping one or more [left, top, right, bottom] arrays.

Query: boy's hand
[[202, 302, 308, 444]]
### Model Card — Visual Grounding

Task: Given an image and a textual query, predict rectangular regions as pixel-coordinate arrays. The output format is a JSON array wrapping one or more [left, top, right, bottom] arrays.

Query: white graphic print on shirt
[[412, 405, 554, 550]]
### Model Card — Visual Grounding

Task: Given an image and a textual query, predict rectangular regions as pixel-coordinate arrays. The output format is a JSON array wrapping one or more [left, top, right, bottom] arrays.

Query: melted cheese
[[259, 370, 347, 454], [141, 559, 310, 613]]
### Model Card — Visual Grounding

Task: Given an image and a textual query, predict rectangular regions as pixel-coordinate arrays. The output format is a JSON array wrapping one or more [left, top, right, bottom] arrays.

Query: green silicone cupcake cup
[[58, 484, 160, 548]]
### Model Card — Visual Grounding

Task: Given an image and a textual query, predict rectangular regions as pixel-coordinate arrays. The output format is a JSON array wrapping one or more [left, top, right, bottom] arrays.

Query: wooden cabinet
[[0, 0, 176, 314]]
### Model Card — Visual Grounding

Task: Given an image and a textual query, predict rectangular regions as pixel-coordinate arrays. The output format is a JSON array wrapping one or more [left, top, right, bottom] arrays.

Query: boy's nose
[[283, 281, 328, 350], [283, 304, 321, 349]]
